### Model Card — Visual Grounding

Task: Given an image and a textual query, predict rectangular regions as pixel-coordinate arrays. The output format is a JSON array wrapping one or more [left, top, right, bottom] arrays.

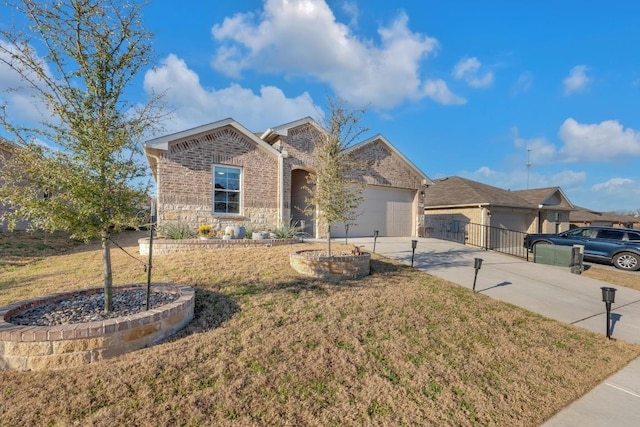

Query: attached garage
[[490, 210, 530, 233], [333, 185, 416, 238]]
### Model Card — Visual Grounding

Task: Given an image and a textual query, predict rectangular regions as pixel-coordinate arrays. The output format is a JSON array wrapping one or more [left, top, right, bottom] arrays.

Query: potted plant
[[233, 222, 246, 239], [222, 227, 235, 240], [198, 224, 213, 239]]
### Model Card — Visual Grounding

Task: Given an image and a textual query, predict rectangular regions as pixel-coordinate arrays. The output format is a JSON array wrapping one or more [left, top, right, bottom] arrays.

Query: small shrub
[[158, 222, 196, 239], [271, 220, 302, 239], [245, 227, 254, 239]]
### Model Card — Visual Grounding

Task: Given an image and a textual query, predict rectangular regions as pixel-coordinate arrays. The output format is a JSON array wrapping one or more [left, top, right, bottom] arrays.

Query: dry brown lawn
[[1, 231, 639, 426], [582, 264, 640, 291], [0, 230, 83, 269]]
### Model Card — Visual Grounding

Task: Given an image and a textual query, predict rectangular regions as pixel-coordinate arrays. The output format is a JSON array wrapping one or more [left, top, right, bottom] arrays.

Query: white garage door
[[487, 211, 529, 250], [490, 212, 529, 233], [333, 186, 415, 238]]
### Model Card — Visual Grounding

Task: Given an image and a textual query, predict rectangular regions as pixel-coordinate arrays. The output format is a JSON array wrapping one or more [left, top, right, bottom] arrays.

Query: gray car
[[524, 226, 640, 271]]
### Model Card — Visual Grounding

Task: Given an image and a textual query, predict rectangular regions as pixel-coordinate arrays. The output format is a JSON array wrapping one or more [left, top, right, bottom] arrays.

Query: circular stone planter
[[290, 250, 371, 280], [0, 284, 194, 371]]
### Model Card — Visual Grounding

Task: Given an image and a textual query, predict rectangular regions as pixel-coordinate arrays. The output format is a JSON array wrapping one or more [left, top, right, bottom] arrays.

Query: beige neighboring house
[[422, 176, 575, 235], [570, 206, 639, 229], [143, 117, 432, 238], [0, 138, 29, 232]]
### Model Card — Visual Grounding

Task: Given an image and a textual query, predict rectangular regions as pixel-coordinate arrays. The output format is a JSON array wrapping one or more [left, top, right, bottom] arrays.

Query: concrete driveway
[[348, 236, 640, 427]]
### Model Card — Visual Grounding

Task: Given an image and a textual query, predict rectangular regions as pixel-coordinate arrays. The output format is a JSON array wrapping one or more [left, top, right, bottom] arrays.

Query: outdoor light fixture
[[411, 239, 418, 267], [601, 286, 617, 339], [472, 257, 483, 291], [345, 224, 349, 245], [373, 230, 379, 253]]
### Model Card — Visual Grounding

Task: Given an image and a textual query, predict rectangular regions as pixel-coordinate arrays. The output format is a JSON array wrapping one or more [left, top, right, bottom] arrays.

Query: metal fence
[[422, 217, 529, 260]]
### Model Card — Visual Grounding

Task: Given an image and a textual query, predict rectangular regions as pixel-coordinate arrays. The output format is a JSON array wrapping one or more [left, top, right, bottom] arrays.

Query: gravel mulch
[[7, 289, 180, 326]]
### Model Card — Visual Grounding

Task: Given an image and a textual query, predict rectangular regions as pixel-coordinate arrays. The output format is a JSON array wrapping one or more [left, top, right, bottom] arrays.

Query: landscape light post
[[145, 201, 156, 311], [472, 258, 483, 291], [601, 287, 617, 339], [411, 240, 418, 267], [373, 230, 379, 253], [345, 224, 349, 245]]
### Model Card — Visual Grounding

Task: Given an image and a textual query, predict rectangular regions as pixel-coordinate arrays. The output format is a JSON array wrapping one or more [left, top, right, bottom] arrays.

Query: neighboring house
[[143, 117, 432, 238], [422, 176, 575, 237], [0, 138, 29, 232], [570, 206, 639, 229]]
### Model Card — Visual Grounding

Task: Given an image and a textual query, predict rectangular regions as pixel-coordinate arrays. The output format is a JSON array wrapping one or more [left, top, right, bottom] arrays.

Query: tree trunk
[[101, 233, 113, 313], [326, 224, 332, 257]]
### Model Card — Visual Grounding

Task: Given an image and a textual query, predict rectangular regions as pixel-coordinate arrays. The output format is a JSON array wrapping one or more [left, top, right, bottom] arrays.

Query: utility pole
[[526, 147, 532, 189]]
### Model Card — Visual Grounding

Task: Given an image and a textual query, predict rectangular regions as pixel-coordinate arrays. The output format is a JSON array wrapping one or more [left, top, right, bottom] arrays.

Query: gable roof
[[260, 117, 325, 143], [260, 118, 432, 185], [570, 206, 638, 224], [424, 176, 534, 208], [145, 118, 280, 155], [143, 118, 282, 178], [512, 187, 574, 209], [346, 134, 432, 185], [0, 138, 18, 153]]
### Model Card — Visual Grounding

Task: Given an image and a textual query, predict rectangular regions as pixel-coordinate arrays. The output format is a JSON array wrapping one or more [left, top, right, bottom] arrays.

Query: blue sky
[[3, 0, 640, 213]]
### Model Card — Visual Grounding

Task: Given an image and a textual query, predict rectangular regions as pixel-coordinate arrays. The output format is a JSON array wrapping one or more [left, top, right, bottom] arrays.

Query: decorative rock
[[7, 289, 179, 326], [233, 225, 246, 239], [0, 284, 195, 371]]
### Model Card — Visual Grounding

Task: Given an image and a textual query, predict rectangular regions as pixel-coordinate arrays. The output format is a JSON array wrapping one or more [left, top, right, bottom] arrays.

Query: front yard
[[1, 231, 639, 426]]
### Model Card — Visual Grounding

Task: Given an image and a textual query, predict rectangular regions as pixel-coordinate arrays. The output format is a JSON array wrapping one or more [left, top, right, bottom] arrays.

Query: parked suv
[[524, 226, 640, 271]]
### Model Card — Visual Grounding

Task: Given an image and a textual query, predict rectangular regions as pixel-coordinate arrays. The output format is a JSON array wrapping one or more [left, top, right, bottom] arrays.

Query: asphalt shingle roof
[[424, 176, 536, 208]]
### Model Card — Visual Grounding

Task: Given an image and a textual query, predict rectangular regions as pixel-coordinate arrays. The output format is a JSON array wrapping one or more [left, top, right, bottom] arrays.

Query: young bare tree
[[305, 97, 368, 256], [0, 0, 163, 312]]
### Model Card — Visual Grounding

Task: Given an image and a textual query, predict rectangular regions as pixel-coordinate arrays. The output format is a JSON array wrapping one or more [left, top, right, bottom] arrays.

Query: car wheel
[[613, 252, 640, 271]]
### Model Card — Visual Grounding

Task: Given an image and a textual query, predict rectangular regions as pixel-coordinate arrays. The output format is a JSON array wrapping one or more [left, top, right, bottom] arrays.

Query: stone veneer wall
[[0, 284, 194, 371], [277, 126, 425, 238], [139, 237, 300, 256], [289, 250, 371, 279], [156, 125, 280, 233]]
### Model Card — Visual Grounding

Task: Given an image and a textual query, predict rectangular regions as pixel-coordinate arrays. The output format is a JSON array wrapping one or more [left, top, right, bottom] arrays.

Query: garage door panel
[[334, 186, 414, 238]]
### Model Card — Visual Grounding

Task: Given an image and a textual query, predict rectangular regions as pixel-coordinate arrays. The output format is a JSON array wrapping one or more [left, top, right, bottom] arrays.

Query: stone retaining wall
[[290, 250, 371, 279], [139, 237, 300, 255], [0, 284, 194, 371]]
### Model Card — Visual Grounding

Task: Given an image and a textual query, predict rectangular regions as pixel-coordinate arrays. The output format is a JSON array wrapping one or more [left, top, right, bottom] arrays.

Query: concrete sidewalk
[[349, 236, 640, 427]]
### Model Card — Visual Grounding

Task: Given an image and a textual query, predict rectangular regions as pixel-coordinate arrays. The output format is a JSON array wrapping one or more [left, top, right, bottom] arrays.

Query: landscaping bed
[[0, 233, 639, 425]]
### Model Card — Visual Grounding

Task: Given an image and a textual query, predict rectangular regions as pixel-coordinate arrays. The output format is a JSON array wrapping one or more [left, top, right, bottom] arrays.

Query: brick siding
[[156, 125, 279, 232], [154, 120, 426, 237]]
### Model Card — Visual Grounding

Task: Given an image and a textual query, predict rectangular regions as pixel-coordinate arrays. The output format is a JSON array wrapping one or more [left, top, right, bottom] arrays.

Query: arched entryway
[[290, 169, 315, 237]]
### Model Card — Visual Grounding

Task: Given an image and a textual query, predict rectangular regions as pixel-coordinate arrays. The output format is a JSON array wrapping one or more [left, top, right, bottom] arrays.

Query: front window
[[213, 165, 241, 214], [565, 228, 596, 238], [597, 229, 624, 240]]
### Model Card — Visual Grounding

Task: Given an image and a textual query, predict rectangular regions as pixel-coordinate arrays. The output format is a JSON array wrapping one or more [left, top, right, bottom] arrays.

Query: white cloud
[[563, 65, 592, 95], [592, 178, 636, 193], [0, 40, 52, 123], [558, 118, 640, 162], [589, 178, 640, 212], [512, 72, 533, 95], [510, 126, 557, 164], [461, 166, 524, 191], [422, 79, 466, 105], [461, 165, 587, 194], [210, 0, 458, 108], [143, 54, 321, 133], [340, 1, 359, 28], [549, 170, 587, 188], [452, 57, 493, 89]]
